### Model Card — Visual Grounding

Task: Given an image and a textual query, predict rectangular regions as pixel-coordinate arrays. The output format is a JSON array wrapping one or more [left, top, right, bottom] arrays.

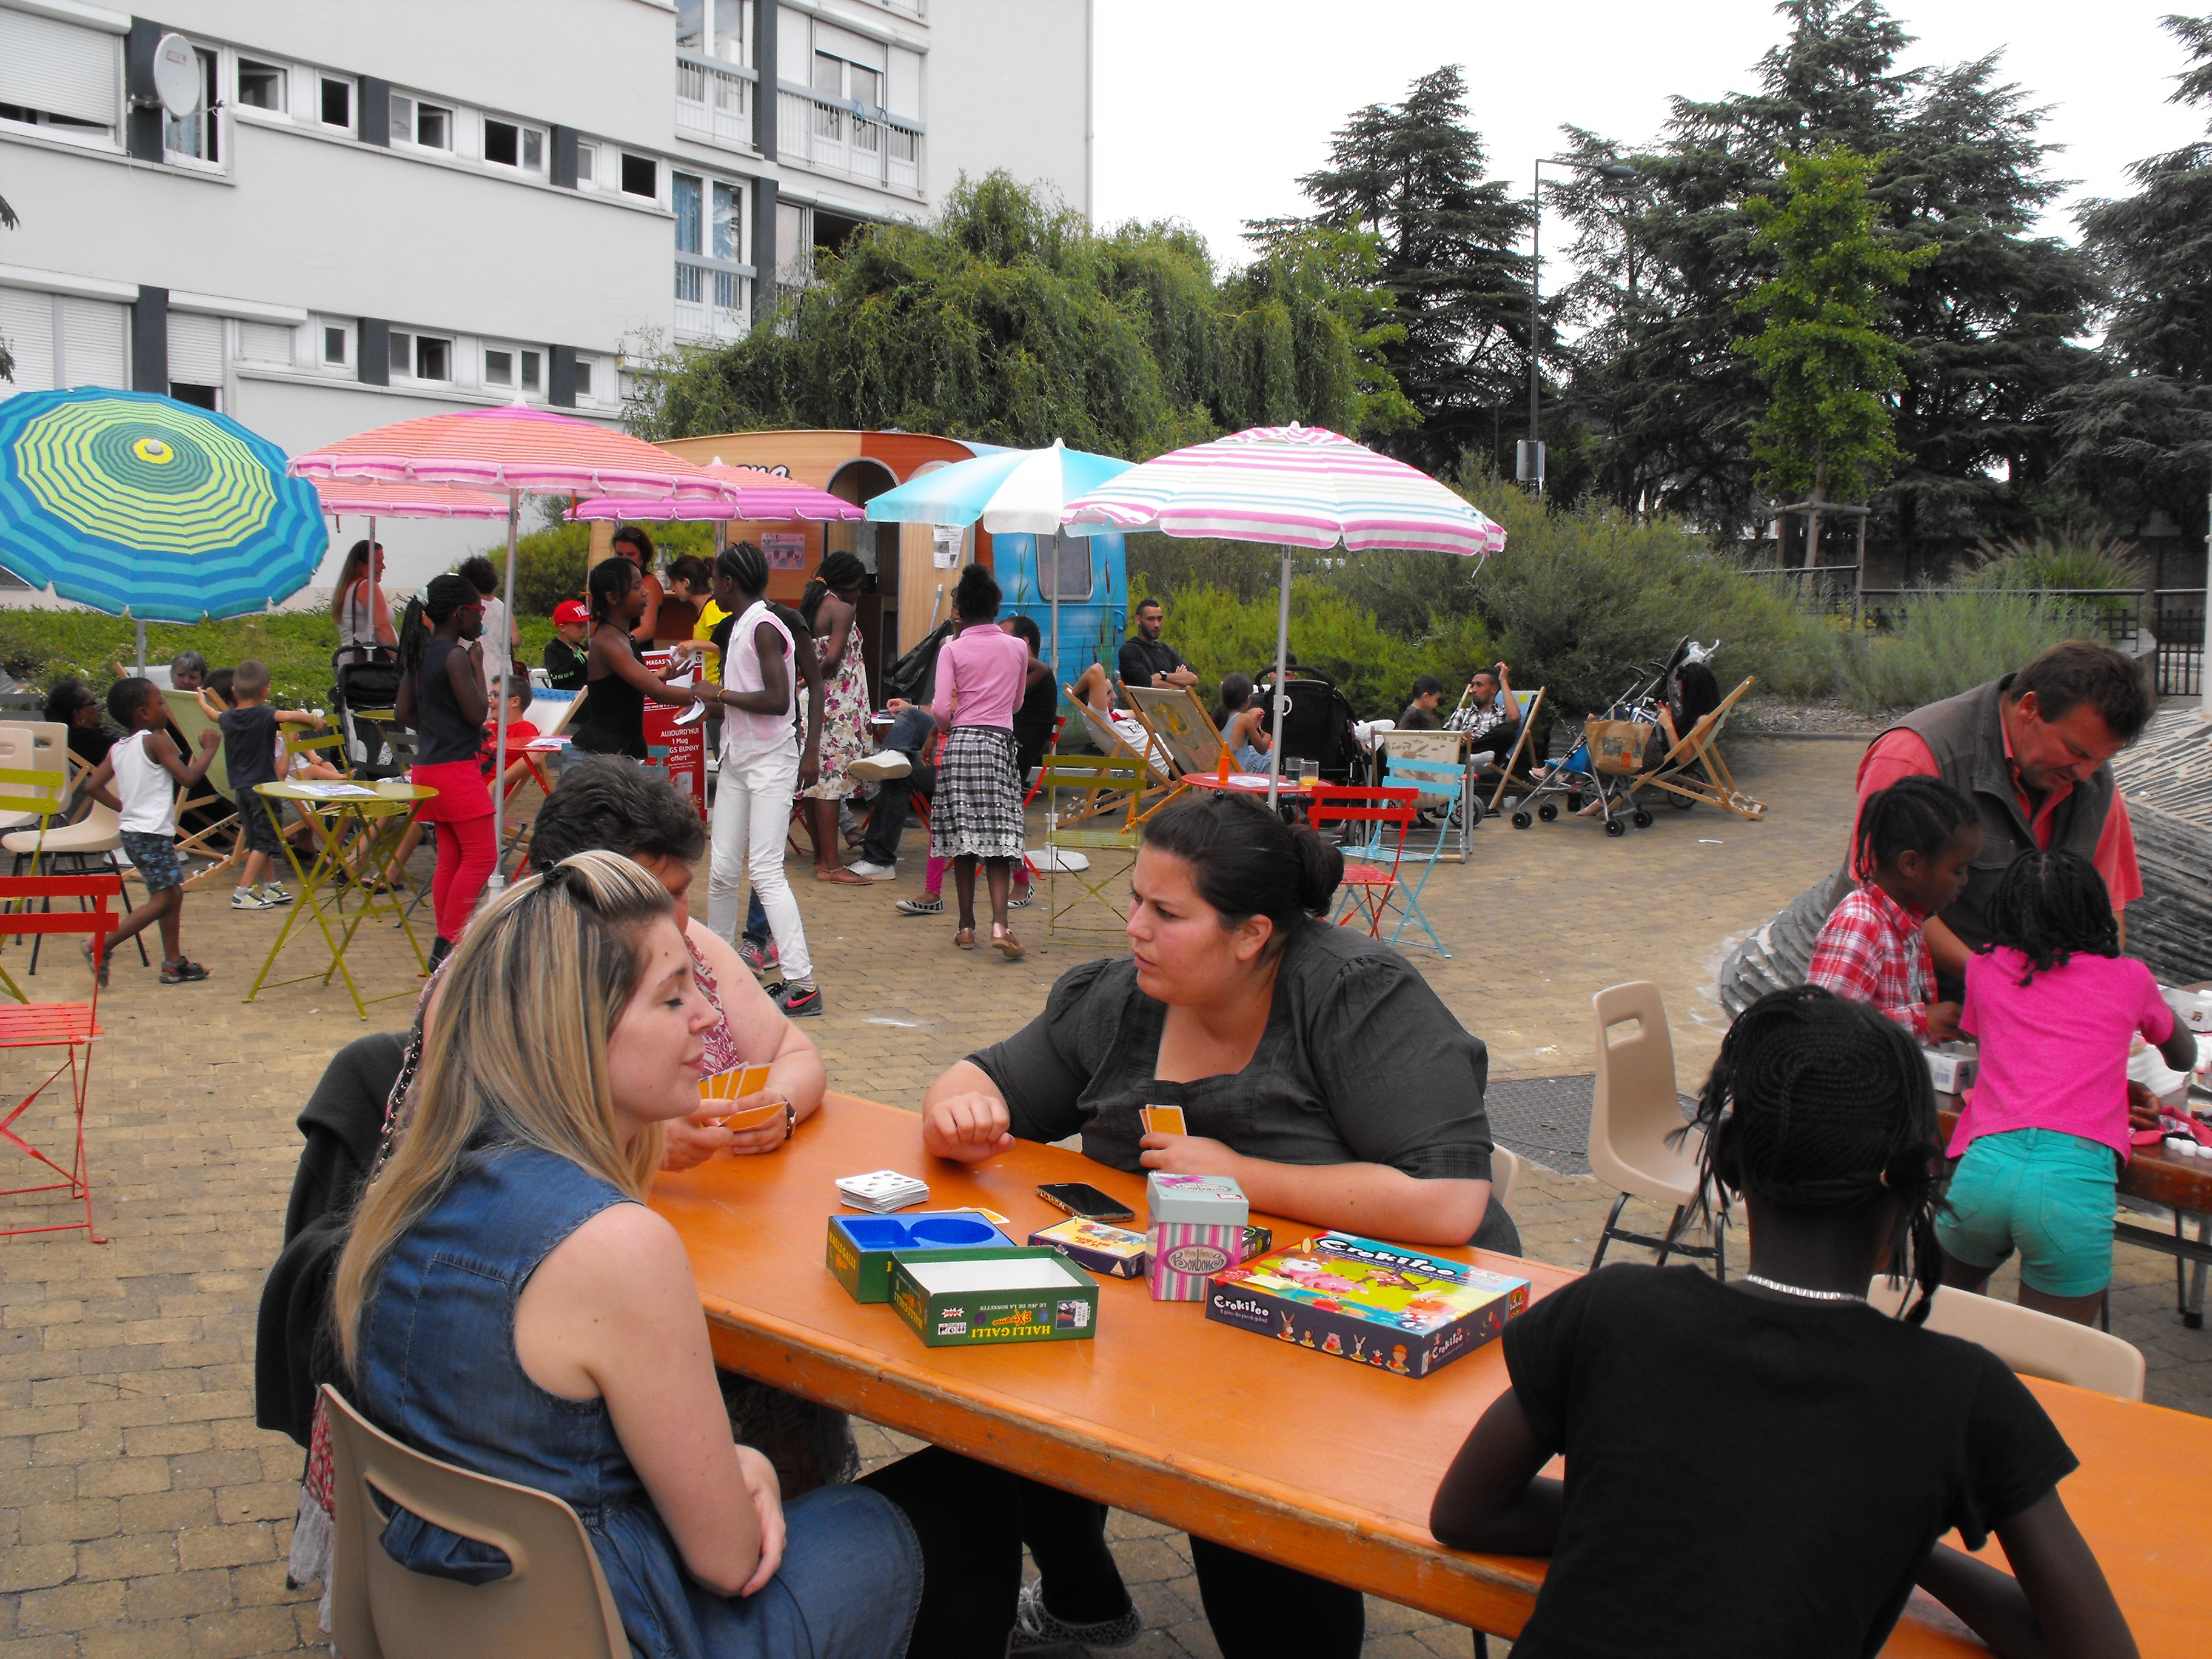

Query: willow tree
[[1735, 146, 1932, 566], [629, 173, 1409, 456]]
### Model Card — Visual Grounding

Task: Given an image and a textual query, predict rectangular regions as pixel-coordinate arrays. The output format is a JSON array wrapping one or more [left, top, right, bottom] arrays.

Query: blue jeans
[[860, 706, 937, 868]]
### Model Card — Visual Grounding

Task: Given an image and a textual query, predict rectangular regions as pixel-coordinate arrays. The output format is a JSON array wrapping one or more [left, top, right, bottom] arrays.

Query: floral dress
[[804, 618, 868, 801]]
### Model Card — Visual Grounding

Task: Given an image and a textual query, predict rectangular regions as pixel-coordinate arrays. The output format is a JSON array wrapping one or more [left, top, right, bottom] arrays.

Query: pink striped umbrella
[[310, 479, 513, 518], [565, 461, 863, 524], [290, 406, 744, 877], [1061, 424, 1505, 802]]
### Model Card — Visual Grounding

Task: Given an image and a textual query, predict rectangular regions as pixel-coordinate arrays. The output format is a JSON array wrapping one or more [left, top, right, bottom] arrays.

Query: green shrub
[[0, 611, 347, 708], [455, 519, 721, 617], [1838, 589, 2077, 714]]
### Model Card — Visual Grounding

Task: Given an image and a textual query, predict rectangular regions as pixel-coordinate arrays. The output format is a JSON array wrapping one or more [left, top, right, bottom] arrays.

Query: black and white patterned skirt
[[930, 725, 1025, 861]]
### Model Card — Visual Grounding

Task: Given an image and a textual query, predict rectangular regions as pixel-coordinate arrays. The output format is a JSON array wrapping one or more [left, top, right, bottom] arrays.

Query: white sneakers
[[846, 860, 897, 879], [847, 752, 912, 784]]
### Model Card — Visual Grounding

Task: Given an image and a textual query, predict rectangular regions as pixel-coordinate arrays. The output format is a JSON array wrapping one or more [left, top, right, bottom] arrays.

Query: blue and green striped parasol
[[0, 388, 326, 620]]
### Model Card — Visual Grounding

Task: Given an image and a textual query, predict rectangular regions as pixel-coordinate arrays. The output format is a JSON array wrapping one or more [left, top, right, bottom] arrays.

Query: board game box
[[826, 1211, 1019, 1302], [1205, 1232, 1530, 1379], [888, 1248, 1100, 1347], [1029, 1216, 1151, 1279]]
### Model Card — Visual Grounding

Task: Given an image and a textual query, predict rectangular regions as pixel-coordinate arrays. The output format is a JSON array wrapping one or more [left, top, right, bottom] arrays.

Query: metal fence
[[1741, 567, 2207, 697]]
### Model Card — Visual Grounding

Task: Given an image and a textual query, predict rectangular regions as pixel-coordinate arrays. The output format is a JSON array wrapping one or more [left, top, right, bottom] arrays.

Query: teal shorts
[[1936, 1127, 2117, 1298]]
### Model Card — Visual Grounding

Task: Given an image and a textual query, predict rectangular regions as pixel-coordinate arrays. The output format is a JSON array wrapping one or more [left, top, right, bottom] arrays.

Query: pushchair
[[1252, 663, 1372, 787], [1506, 639, 1714, 838], [330, 645, 405, 779]]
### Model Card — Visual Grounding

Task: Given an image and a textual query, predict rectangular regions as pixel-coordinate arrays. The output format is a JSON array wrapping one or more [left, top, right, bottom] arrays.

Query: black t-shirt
[[968, 919, 1493, 1182], [217, 703, 281, 791], [1118, 635, 1189, 692], [1501, 1265, 2077, 1659], [543, 637, 588, 692], [66, 723, 116, 768]]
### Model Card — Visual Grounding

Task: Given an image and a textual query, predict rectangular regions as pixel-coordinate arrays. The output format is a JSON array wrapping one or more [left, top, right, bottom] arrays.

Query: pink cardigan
[[931, 623, 1030, 730]]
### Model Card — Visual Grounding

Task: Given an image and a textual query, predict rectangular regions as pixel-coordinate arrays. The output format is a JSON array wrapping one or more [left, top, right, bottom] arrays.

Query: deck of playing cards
[[836, 1170, 931, 1214]]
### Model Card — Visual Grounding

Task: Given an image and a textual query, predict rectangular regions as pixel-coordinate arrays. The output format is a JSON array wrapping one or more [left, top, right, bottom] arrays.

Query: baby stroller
[[1252, 663, 1371, 786], [1507, 640, 1715, 837], [330, 645, 404, 779]]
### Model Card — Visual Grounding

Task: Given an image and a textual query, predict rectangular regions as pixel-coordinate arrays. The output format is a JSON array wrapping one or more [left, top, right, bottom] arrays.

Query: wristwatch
[[780, 1098, 796, 1141]]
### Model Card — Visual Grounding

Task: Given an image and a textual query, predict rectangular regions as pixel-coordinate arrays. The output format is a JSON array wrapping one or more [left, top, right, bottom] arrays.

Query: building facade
[[0, 0, 1093, 586]]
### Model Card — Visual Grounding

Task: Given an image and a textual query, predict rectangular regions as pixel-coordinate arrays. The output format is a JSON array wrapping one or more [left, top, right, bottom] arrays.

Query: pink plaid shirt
[[1806, 881, 1936, 1041]]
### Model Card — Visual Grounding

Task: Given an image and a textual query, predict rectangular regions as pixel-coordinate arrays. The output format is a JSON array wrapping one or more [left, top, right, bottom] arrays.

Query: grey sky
[[1093, 1, 2206, 286]]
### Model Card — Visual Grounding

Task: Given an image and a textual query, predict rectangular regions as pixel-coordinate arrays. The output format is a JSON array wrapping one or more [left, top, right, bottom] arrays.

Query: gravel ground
[[1732, 695, 1884, 737]]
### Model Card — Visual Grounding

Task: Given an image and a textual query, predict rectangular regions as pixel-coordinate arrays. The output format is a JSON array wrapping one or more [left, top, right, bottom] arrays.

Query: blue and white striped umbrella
[[863, 440, 1133, 534]]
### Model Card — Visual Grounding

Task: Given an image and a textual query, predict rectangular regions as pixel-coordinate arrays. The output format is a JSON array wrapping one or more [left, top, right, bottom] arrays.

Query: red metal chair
[[1308, 786, 1418, 940], [0, 873, 121, 1242]]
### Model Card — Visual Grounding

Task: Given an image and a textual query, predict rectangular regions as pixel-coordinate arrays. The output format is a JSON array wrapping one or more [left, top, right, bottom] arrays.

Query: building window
[[323, 326, 348, 366], [415, 336, 449, 380], [483, 118, 544, 172], [620, 153, 656, 198], [321, 76, 351, 129], [576, 143, 597, 184], [574, 360, 595, 398], [389, 331, 411, 375], [163, 47, 220, 163], [0, 8, 120, 138], [484, 347, 513, 387], [392, 95, 450, 150], [677, 0, 749, 64], [236, 60, 286, 112], [520, 349, 541, 390]]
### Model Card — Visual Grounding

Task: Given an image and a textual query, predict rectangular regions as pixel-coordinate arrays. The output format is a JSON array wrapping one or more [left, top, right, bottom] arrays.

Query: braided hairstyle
[[716, 540, 769, 597], [1852, 774, 1977, 880], [800, 551, 867, 631], [588, 555, 638, 628], [1982, 849, 2118, 986], [1682, 987, 1945, 1323]]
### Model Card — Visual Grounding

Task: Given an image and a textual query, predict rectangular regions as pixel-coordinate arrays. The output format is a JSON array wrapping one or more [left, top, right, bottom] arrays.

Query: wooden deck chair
[[0, 871, 121, 1241], [1042, 754, 1148, 937], [1055, 693, 1171, 826], [1480, 685, 1547, 812], [160, 689, 241, 890], [1624, 675, 1765, 820]]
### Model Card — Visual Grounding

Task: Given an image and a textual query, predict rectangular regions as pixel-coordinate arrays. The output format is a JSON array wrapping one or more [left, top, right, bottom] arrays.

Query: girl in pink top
[[1937, 850, 2196, 1324], [930, 563, 1033, 957]]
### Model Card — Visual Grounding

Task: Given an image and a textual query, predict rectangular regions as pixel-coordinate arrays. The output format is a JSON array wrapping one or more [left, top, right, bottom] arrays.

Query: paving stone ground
[[2, 736, 2205, 1657]]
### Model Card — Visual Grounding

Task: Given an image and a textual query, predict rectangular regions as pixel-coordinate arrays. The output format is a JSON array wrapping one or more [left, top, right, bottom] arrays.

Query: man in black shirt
[[1116, 599, 1197, 694]]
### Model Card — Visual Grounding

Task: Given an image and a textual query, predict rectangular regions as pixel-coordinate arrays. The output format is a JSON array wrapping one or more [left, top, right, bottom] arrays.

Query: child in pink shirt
[[1937, 850, 2197, 1324]]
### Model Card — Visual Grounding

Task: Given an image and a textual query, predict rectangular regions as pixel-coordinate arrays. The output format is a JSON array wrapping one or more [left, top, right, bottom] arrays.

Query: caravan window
[[1038, 531, 1092, 602]]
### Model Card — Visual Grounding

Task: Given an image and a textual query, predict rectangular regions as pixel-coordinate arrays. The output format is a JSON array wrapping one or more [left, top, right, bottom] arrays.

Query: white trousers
[[707, 744, 811, 984]]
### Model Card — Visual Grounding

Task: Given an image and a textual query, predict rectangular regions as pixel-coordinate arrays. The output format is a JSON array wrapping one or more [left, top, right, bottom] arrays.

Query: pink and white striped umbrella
[[310, 478, 514, 518], [565, 461, 863, 523], [1059, 423, 1504, 557], [289, 405, 738, 500]]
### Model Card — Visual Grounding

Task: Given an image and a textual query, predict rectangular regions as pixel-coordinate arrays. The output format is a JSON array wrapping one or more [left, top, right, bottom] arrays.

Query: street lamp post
[[1526, 156, 1640, 495]]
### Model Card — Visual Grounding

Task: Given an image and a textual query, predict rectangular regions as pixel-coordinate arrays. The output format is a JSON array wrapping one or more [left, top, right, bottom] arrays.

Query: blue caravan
[[990, 528, 1128, 694]]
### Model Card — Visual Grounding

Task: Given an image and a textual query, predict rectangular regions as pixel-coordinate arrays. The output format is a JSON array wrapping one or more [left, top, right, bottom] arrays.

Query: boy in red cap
[[544, 599, 589, 691]]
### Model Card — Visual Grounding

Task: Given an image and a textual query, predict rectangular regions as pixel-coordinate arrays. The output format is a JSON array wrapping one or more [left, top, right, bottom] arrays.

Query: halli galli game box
[[1205, 1231, 1529, 1378]]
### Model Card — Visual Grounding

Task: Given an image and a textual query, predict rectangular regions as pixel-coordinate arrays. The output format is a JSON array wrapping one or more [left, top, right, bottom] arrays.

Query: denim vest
[[354, 1145, 919, 1659]]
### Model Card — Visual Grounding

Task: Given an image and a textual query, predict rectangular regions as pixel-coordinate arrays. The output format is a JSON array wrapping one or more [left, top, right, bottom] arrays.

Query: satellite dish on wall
[[150, 33, 202, 118]]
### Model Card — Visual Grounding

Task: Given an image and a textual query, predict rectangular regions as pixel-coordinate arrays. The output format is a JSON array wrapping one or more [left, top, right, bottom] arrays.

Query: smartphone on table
[[1037, 1182, 1135, 1224]]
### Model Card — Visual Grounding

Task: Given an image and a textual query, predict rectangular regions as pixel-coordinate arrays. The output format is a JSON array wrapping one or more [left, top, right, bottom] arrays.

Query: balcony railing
[[675, 254, 754, 343], [776, 85, 922, 193], [675, 53, 756, 150]]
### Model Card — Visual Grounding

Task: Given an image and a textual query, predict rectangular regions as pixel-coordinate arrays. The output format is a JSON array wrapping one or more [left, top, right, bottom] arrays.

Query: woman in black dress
[[922, 789, 1513, 1657], [44, 679, 117, 770], [568, 557, 703, 760]]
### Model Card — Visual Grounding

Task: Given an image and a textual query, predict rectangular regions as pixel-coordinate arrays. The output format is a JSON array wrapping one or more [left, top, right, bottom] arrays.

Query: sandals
[[954, 927, 977, 950], [82, 940, 108, 988], [992, 927, 1025, 960], [815, 866, 872, 886]]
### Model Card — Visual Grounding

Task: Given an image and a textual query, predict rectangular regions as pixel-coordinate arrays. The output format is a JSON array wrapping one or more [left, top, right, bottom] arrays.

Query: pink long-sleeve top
[[931, 622, 1031, 730]]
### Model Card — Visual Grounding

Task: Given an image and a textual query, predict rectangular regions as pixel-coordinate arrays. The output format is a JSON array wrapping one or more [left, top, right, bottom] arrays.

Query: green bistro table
[[244, 781, 434, 1019]]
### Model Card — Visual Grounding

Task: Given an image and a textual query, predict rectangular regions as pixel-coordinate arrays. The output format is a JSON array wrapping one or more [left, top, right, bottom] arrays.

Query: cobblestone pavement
[[2, 737, 2205, 1657]]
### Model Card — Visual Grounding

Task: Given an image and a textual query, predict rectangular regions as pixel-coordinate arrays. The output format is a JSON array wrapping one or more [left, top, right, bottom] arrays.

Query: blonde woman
[[331, 853, 1020, 1656]]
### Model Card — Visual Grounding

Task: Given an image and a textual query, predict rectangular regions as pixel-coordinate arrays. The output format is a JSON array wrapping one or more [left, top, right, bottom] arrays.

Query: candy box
[[1922, 1044, 1977, 1095], [1207, 1232, 1530, 1379], [826, 1211, 1019, 1302], [1145, 1172, 1249, 1301], [1030, 1216, 1150, 1279], [888, 1249, 1099, 1347]]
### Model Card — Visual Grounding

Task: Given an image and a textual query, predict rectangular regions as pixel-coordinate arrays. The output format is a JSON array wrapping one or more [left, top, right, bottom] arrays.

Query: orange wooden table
[[652, 1095, 2212, 1654]]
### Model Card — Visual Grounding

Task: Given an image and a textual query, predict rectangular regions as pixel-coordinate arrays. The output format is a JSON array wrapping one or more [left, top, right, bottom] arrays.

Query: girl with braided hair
[[394, 574, 495, 968], [1807, 774, 1981, 1042], [797, 550, 871, 883], [1937, 850, 2197, 1326], [1432, 987, 2135, 1659]]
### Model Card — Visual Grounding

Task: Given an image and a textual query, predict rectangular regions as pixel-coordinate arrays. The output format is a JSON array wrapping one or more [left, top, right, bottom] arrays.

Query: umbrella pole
[[488, 491, 519, 894], [1267, 546, 1290, 808]]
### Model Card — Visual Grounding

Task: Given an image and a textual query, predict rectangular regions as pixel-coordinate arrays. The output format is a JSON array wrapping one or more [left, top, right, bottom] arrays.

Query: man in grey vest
[[1846, 640, 2156, 997]]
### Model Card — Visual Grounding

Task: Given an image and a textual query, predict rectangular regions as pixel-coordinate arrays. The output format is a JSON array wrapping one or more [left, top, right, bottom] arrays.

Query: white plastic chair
[[1865, 1280, 2145, 1400], [2, 798, 147, 973], [1588, 981, 1724, 1278], [1490, 1144, 1520, 1212]]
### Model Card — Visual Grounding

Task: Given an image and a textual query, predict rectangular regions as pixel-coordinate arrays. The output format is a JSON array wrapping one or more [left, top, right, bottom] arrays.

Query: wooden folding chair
[[1624, 674, 1765, 820], [1056, 694, 1173, 826], [1479, 685, 1547, 813], [0, 873, 120, 1241], [1042, 754, 1148, 937], [1119, 685, 1236, 822], [1310, 786, 1436, 952], [160, 690, 242, 891]]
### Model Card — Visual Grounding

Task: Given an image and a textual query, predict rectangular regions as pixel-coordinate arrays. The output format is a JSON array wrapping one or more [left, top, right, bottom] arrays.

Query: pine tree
[[2056, 15, 2212, 536], [1736, 147, 1932, 565], [1254, 67, 1533, 475]]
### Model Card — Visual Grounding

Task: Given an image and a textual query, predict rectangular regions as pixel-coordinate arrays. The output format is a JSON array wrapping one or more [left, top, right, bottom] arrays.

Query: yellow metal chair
[[1042, 754, 1149, 937], [0, 760, 66, 1003], [321, 1384, 628, 1659]]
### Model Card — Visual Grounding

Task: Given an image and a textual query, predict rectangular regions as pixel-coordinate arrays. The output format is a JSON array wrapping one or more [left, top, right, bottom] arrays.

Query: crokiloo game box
[[1205, 1232, 1530, 1378]]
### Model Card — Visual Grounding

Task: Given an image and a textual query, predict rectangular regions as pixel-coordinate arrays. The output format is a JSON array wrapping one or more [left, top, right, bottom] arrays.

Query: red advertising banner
[[642, 650, 708, 821]]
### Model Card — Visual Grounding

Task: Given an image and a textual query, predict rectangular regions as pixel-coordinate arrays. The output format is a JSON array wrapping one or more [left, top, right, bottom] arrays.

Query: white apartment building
[[0, 0, 1094, 585]]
